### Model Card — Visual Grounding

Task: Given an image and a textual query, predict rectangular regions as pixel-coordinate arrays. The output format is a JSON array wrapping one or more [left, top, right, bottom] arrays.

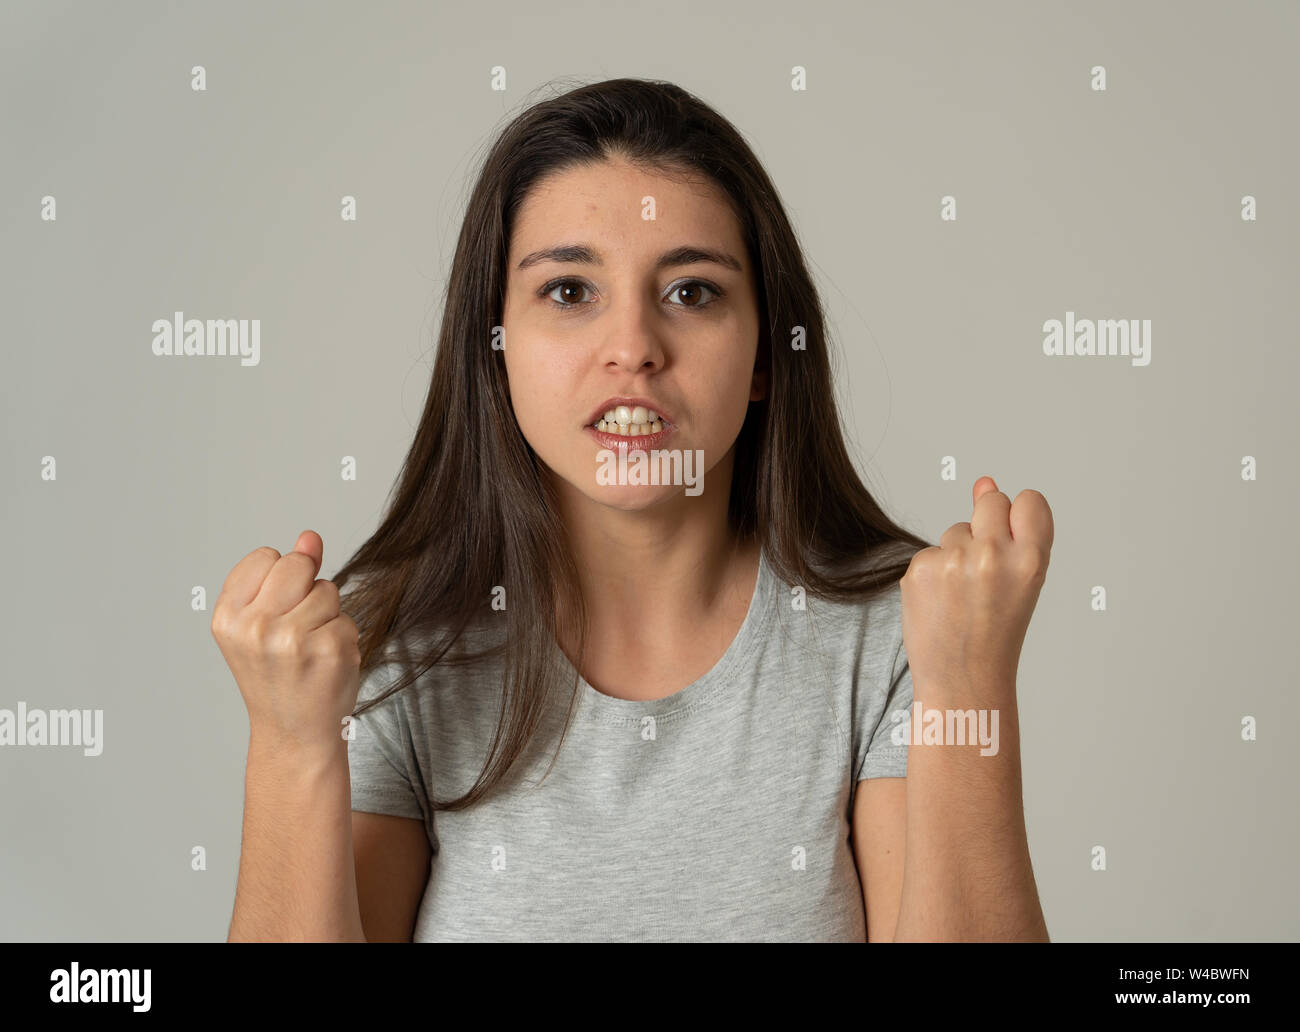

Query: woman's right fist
[[210, 530, 361, 752]]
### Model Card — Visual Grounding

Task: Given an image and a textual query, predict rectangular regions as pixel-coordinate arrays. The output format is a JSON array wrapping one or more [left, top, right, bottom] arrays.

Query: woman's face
[[501, 156, 763, 511]]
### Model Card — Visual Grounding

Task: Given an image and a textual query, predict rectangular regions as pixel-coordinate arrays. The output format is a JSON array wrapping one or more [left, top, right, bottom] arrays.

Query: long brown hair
[[334, 76, 933, 812]]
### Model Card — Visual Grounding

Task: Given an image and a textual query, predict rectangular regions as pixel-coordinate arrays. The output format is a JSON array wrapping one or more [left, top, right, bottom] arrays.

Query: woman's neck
[[550, 451, 760, 685]]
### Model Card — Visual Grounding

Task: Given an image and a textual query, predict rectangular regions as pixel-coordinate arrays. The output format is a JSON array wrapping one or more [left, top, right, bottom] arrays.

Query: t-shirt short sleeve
[[347, 663, 425, 821], [853, 592, 914, 782]]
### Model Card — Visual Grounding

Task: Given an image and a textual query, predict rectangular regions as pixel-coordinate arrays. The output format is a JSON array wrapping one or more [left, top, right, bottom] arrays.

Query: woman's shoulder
[[360, 619, 504, 699], [755, 544, 913, 660], [766, 542, 914, 607]]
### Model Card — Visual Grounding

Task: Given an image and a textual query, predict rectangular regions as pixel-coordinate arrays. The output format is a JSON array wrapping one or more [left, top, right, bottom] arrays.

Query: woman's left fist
[[899, 476, 1053, 700]]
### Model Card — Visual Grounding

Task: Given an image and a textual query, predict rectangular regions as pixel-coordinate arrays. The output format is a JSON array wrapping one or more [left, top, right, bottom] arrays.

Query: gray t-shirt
[[347, 547, 913, 942]]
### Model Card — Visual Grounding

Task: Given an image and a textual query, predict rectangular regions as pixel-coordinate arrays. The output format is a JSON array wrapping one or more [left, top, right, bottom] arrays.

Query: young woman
[[213, 77, 1053, 942]]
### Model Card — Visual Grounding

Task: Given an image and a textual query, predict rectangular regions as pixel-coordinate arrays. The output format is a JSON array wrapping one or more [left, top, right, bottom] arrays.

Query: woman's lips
[[584, 423, 677, 452]]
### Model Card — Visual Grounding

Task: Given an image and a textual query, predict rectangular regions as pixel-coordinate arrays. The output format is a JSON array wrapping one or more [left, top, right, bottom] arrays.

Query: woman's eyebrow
[[515, 243, 743, 273]]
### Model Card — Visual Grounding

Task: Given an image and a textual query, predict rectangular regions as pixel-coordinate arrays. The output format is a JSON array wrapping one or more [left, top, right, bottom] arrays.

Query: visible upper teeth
[[596, 405, 663, 434]]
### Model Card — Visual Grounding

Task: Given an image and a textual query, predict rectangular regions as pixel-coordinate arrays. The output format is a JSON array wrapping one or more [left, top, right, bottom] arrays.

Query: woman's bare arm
[[852, 776, 906, 942], [892, 697, 1049, 941], [352, 812, 432, 941], [228, 734, 367, 942]]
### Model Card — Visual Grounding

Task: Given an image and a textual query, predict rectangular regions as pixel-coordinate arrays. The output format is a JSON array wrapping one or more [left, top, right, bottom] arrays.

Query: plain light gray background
[[3, 0, 1296, 941]]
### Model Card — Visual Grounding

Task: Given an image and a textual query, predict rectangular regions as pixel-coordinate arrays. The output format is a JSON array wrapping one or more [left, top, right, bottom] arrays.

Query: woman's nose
[[598, 296, 667, 370]]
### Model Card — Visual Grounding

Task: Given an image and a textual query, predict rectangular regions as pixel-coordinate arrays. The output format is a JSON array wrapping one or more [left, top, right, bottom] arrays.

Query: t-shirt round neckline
[[550, 548, 776, 725]]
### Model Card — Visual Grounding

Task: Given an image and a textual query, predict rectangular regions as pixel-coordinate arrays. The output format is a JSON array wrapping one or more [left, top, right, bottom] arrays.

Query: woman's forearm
[[228, 734, 367, 942], [892, 688, 1049, 942]]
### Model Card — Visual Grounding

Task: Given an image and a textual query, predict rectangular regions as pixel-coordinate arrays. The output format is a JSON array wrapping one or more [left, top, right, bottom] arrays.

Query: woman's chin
[[589, 484, 682, 511]]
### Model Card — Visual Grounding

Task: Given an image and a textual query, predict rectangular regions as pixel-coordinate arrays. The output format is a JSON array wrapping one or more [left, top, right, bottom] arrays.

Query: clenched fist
[[210, 530, 361, 754], [899, 476, 1053, 703]]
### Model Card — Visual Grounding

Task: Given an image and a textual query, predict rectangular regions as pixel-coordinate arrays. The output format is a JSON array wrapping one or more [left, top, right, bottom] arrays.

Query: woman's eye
[[545, 280, 594, 307], [666, 281, 721, 307], [541, 278, 723, 311]]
